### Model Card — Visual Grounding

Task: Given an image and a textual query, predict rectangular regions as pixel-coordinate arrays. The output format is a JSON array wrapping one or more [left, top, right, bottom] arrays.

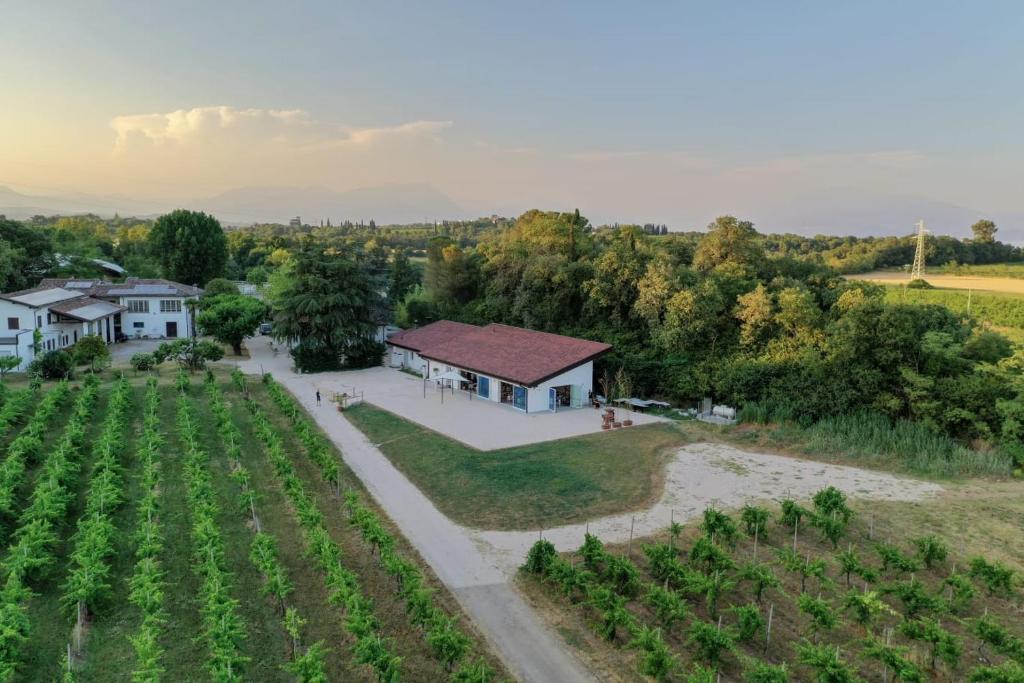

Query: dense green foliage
[[148, 209, 228, 286], [270, 242, 383, 372], [386, 211, 1023, 462], [196, 294, 266, 355]]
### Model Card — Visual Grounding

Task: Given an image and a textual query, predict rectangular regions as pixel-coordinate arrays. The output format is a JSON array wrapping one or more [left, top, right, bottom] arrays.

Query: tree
[[0, 356, 21, 379], [971, 219, 997, 244], [197, 295, 266, 355], [153, 338, 224, 372], [73, 334, 110, 372], [272, 243, 379, 372], [693, 216, 765, 274], [387, 250, 419, 308], [148, 209, 228, 285], [202, 278, 239, 297]]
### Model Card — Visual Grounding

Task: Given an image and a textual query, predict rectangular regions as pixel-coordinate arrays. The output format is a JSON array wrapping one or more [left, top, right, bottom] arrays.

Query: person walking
[[315, 390, 321, 406]]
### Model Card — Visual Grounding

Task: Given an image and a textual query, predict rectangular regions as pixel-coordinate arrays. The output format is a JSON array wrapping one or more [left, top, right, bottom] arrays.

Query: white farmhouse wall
[[527, 361, 594, 413], [119, 299, 191, 339]]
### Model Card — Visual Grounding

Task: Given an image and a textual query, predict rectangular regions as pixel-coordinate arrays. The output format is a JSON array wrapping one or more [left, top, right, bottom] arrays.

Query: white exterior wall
[[388, 346, 428, 375], [117, 297, 193, 339], [0, 300, 115, 371], [411, 357, 595, 414], [527, 360, 594, 413]]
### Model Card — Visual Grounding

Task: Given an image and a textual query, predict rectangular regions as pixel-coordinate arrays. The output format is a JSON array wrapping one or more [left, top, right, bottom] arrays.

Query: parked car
[[258, 322, 272, 335]]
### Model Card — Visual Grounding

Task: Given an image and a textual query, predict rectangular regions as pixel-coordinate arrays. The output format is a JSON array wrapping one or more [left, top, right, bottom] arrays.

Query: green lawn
[[344, 404, 688, 530]]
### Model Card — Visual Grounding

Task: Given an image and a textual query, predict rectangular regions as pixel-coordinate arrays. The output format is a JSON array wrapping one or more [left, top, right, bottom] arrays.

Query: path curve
[[234, 342, 942, 682], [476, 442, 943, 573]]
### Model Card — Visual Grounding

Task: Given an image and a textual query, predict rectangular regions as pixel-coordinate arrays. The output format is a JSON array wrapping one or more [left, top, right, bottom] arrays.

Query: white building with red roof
[[387, 320, 611, 413]]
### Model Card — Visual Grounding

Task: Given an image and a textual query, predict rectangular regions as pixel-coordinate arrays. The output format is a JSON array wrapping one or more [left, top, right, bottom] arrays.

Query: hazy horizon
[[3, 2, 1023, 234]]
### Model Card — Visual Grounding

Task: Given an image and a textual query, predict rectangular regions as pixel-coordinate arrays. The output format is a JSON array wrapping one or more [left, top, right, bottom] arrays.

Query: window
[[36, 316, 42, 328], [6, 317, 17, 330], [133, 322, 144, 329], [128, 300, 149, 313], [160, 299, 182, 313]]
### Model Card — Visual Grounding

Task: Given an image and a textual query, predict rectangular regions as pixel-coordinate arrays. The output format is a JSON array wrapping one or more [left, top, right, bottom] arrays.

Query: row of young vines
[[236, 373, 403, 681], [174, 371, 249, 680], [61, 377, 132, 662], [0, 376, 100, 681], [204, 373, 329, 682], [0, 381, 71, 525], [126, 377, 167, 681], [523, 486, 1024, 682], [250, 371, 497, 682], [0, 382, 41, 443]]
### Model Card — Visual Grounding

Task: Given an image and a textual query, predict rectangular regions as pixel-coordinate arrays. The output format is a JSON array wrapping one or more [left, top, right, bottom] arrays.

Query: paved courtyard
[[303, 365, 666, 450], [235, 341, 665, 450]]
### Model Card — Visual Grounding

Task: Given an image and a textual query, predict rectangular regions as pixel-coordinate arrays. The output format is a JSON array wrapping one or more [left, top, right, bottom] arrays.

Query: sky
[[1, 1, 1022, 230]]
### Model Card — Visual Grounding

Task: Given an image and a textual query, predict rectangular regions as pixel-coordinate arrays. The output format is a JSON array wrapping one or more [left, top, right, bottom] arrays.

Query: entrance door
[[477, 376, 490, 399], [548, 387, 556, 412], [166, 321, 178, 338], [512, 386, 527, 411]]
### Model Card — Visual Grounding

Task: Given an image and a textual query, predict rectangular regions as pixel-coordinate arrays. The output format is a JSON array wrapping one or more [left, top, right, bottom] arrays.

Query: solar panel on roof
[[65, 281, 95, 288], [107, 285, 176, 295]]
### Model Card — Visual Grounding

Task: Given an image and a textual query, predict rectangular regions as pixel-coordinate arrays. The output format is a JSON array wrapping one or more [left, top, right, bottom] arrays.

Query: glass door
[[512, 386, 527, 411]]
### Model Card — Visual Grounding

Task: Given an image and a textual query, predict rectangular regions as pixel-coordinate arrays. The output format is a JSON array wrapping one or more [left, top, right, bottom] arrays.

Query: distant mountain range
[[0, 183, 1020, 243], [0, 183, 465, 226], [752, 193, 1024, 243]]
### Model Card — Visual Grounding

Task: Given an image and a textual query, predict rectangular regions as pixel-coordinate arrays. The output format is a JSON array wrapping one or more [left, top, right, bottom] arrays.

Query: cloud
[[110, 105, 451, 151]]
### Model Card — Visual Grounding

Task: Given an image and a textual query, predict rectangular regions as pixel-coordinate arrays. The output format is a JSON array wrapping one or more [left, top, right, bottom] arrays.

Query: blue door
[[548, 387, 556, 412], [513, 386, 527, 411], [477, 376, 490, 399]]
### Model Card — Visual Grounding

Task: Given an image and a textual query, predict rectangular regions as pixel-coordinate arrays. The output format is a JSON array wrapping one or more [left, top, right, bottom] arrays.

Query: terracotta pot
[[601, 423, 610, 430], [623, 419, 633, 427], [613, 421, 622, 428]]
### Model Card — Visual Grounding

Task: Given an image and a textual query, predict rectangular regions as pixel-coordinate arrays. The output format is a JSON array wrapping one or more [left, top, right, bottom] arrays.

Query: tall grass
[[738, 406, 1013, 478], [802, 412, 1012, 478]]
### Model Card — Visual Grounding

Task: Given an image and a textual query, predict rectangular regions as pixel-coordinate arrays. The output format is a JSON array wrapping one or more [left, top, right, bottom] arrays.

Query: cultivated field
[[0, 369, 505, 682], [521, 488, 1024, 682], [848, 270, 1024, 295]]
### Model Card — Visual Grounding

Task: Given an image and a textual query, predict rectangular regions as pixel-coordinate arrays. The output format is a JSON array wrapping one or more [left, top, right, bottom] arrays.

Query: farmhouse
[[0, 277, 202, 370], [387, 321, 611, 413]]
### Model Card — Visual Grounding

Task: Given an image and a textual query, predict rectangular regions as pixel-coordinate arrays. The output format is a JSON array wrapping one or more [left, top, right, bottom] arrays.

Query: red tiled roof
[[386, 320, 479, 352], [391, 321, 611, 387]]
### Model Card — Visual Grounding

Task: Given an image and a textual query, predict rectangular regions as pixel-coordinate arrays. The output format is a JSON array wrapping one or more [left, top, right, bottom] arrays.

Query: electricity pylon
[[911, 220, 927, 280]]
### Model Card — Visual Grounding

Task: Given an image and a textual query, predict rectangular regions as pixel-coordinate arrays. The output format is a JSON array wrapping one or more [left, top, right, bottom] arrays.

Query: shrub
[[33, 350, 75, 379], [969, 557, 1017, 596], [130, 353, 157, 373], [72, 334, 110, 371], [523, 539, 557, 575]]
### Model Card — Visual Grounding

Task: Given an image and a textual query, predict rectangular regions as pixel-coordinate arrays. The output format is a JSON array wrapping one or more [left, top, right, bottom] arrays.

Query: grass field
[[0, 369, 506, 682], [849, 269, 1024, 295], [932, 261, 1024, 279], [344, 403, 687, 531], [521, 487, 1024, 682], [878, 284, 1024, 332]]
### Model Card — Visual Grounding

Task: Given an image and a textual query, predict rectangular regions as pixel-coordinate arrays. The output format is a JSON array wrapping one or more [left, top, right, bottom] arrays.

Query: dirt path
[[233, 344, 942, 682], [476, 442, 943, 572]]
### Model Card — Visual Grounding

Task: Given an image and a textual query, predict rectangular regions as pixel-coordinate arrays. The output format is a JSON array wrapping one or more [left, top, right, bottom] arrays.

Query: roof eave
[[418, 345, 610, 388]]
